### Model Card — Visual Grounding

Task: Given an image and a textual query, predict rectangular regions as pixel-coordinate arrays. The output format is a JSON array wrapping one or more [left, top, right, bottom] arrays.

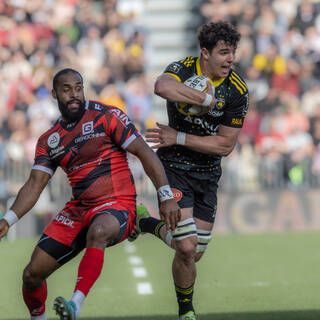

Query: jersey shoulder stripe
[[179, 56, 195, 67], [229, 71, 248, 95]]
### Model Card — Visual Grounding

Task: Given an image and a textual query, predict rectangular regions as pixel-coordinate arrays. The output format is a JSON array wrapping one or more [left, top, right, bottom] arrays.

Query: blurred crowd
[[1, 0, 320, 199], [0, 0, 153, 199], [0, 0, 152, 159], [201, 0, 320, 190]]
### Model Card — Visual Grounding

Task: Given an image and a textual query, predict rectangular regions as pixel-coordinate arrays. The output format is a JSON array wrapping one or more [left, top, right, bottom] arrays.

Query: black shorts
[[37, 208, 130, 265], [163, 165, 222, 223]]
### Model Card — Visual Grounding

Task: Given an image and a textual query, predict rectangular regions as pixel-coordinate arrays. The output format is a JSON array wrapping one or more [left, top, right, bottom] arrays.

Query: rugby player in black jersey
[[129, 21, 249, 320]]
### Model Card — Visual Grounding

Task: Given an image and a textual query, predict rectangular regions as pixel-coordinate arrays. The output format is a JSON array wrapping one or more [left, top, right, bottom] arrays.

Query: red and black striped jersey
[[33, 100, 141, 203]]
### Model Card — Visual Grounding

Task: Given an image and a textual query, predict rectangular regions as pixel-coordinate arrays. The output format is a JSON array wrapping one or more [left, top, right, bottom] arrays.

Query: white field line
[[125, 242, 153, 295]]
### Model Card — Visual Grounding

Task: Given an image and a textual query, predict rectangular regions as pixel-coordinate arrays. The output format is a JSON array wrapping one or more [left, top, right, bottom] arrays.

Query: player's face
[[52, 72, 85, 123], [202, 40, 236, 80]]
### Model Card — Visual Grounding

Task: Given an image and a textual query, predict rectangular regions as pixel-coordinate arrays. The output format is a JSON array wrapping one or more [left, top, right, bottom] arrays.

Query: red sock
[[75, 247, 104, 296], [22, 281, 47, 316]]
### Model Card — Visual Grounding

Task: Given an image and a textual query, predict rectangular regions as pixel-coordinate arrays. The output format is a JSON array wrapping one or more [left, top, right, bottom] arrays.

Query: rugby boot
[[128, 203, 150, 242], [179, 311, 197, 320], [53, 296, 77, 320]]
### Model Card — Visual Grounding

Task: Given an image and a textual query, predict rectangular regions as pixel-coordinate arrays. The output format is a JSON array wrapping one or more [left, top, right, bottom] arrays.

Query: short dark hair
[[53, 68, 83, 91], [197, 21, 241, 53]]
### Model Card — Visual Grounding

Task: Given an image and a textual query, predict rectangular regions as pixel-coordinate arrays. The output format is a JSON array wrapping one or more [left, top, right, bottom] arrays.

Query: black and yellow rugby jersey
[[157, 56, 249, 174]]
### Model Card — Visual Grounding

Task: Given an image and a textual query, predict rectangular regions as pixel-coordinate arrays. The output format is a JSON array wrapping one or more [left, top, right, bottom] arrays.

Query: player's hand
[[159, 199, 181, 232], [0, 219, 9, 239], [145, 123, 177, 149], [198, 80, 216, 115]]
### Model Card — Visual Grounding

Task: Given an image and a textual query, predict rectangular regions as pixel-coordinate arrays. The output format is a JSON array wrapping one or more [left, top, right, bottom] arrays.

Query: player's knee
[[87, 223, 116, 246], [175, 236, 197, 262], [22, 266, 43, 289], [87, 223, 109, 242]]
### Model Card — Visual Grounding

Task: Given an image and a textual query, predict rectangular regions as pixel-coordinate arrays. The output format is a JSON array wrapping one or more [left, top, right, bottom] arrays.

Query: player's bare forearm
[[127, 137, 169, 189], [10, 169, 50, 219], [154, 75, 207, 106], [185, 133, 237, 156]]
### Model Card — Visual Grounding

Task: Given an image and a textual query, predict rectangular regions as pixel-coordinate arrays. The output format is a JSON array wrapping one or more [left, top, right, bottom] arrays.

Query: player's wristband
[[202, 93, 213, 107], [158, 185, 174, 202], [176, 132, 186, 145], [2, 210, 19, 227]]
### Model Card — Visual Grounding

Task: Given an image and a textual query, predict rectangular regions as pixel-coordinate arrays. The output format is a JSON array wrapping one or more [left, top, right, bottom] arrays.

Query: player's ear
[[52, 89, 57, 100], [201, 47, 210, 60]]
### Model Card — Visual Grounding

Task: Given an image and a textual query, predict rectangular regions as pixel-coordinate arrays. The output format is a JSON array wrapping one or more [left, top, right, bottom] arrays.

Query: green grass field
[[1, 232, 320, 320]]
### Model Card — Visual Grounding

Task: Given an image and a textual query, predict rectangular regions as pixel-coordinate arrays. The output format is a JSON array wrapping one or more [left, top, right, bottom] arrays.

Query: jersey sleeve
[[105, 107, 141, 149], [163, 56, 196, 83], [32, 137, 57, 176], [221, 73, 249, 128]]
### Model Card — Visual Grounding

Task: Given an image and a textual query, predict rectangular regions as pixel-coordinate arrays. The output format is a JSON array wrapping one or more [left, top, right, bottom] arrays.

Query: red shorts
[[43, 198, 136, 248]]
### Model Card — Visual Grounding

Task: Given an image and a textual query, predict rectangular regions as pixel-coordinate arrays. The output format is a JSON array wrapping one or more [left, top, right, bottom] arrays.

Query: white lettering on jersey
[[54, 213, 74, 228], [110, 108, 132, 127], [82, 121, 94, 135]]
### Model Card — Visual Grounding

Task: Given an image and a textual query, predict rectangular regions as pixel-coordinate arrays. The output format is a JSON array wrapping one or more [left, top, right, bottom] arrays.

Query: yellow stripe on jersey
[[230, 73, 247, 93], [231, 71, 247, 89], [179, 56, 194, 67], [196, 58, 226, 87], [163, 72, 182, 82], [230, 77, 244, 94]]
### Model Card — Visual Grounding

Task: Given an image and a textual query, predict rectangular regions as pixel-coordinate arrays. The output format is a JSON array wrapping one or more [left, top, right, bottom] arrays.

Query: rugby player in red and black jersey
[[129, 21, 249, 320], [0, 68, 180, 320]]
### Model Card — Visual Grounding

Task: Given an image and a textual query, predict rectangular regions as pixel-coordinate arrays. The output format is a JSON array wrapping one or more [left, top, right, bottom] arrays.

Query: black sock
[[139, 217, 165, 239], [175, 284, 195, 316]]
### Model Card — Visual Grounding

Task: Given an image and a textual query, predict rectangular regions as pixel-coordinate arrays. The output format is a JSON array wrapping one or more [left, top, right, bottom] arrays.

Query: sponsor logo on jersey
[[184, 115, 219, 135], [231, 118, 243, 125], [47, 132, 60, 148], [75, 132, 106, 144], [54, 213, 74, 228], [66, 121, 77, 129], [167, 62, 182, 74], [82, 121, 94, 135], [94, 103, 102, 111], [110, 108, 132, 127], [171, 188, 183, 202], [241, 93, 249, 116], [208, 110, 224, 117], [49, 145, 65, 157]]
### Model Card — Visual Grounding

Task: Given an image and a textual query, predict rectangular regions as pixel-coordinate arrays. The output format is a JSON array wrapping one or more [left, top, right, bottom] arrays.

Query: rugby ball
[[177, 75, 214, 115]]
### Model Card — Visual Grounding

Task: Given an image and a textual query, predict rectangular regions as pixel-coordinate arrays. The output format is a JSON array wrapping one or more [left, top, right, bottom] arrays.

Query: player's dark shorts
[[163, 165, 222, 223], [37, 198, 136, 265]]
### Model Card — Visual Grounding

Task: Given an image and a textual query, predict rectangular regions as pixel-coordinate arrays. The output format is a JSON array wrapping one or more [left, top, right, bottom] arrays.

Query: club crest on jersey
[[167, 62, 182, 74], [215, 98, 225, 109], [47, 132, 60, 148], [82, 121, 94, 135]]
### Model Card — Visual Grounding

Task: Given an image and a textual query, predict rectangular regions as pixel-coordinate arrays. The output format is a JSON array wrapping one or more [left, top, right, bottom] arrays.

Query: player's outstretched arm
[[0, 169, 50, 239], [126, 137, 181, 231]]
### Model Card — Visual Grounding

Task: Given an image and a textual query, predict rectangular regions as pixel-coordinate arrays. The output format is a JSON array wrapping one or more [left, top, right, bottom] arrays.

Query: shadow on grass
[[9, 310, 320, 320]]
